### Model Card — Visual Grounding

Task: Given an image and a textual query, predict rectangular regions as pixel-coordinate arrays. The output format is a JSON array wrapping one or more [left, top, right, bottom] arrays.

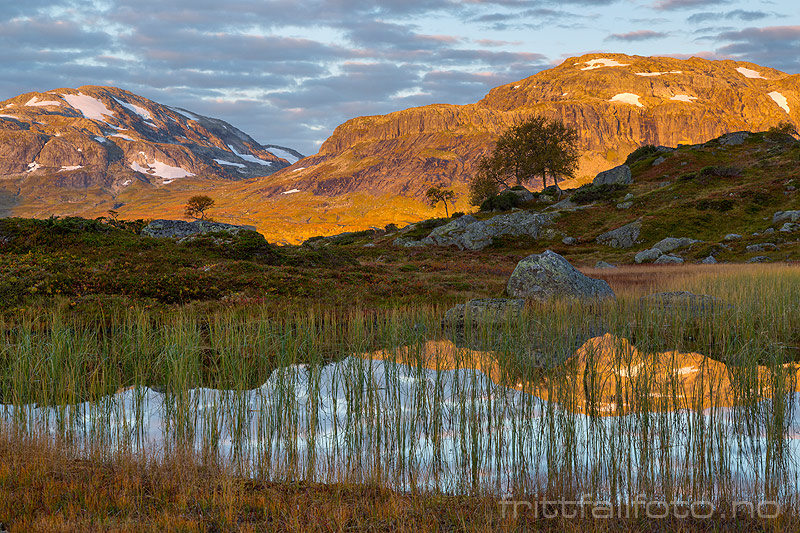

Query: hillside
[[0, 85, 301, 218]]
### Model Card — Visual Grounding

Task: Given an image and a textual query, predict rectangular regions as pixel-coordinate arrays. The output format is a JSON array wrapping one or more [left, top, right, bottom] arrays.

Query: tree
[[469, 117, 580, 205], [184, 195, 215, 220], [425, 187, 456, 217]]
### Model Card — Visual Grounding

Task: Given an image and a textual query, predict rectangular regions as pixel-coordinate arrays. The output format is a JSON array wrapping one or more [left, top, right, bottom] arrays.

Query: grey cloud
[[713, 25, 800, 73], [653, 0, 725, 10], [606, 30, 669, 41], [688, 10, 771, 24]]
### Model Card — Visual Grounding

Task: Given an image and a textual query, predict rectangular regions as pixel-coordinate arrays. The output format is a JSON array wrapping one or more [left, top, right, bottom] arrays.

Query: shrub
[[570, 183, 625, 204], [625, 145, 660, 165], [479, 190, 521, 212]]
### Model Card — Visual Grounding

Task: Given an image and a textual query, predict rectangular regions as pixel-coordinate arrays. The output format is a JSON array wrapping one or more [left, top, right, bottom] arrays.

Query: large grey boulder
[[506, 250, 615, 301], [653, 254, 684, 264], [773, 211, 800, 224], [723, 233, 742, 241], [780, 222, 800, 233], [718, 131, 750, 146], [594, 261, 617, 269], [593, 164, 632, 186], [442, 298, 525, 329], [701, 255, 718, 264], [596, 221, 641, 248], [635, 248, 663, 264], [422, 211, 555, 251], [142, 219, 257, 239], [653, 236, 700, 253]]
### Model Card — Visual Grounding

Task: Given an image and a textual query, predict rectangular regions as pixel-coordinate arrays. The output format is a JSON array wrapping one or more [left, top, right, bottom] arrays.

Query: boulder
[[773, 211, 800, 224], [142, 219, 257, 239], [593, 164, 632, 186], [596, 221, 641, 248], [506, 250, 615, 301], [652, 156, 666, 166], [392, 237, 428, 248], [442, 298, 525, 329], [635, 248, 663, 264], [562, 236, 576, 245], [780, 222, 800, 233], [653, 254, 684, 264], [594, 261, 617, 269], [723, 233, 742, 241], [616, 201, 633, 209], [748, 256, 771, 263], [422, 211, 555, 251], [718, 131, 750, 146], [652, 236, 700, 253], [701, 255, 718, 264], [505, 186, 535, 202], [640, 291, 727, 317], [746, 243, 778, 253]]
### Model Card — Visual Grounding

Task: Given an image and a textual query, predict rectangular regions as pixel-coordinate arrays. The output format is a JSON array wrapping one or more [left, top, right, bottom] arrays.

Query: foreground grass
[[1, 432, 796, 532]]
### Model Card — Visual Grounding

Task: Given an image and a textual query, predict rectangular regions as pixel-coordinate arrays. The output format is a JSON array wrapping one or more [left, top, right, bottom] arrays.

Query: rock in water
[[640, 291, 727, 317], [442, 298, 525, 329], [142, 219, 257, 239], [596, 221, 641, 249], [506, 250, 615, 301], [593, 164, 632, 186]]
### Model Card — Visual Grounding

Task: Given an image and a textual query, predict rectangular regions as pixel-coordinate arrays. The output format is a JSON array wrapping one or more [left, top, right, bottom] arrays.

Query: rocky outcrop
[[593, 164, 632, 186], [653, 254, 684, 264], [398, 210, 556, 250], [652, 236, 700, 253], [635, 248, 663, 264], [142, 219, 257, 239], [774, 211, 800, 224], [596, 221, 641, 248], [746, 243, 778, 253], [506, 250, 615, 301], [442, 298, 525, 329]]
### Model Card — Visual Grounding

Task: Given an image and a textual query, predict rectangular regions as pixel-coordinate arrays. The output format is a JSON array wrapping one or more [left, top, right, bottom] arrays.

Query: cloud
[[653, 0, 725, 10], [712, 25, 800, 73], [606, 30, 669, 41], [688, 10, 771, 24]]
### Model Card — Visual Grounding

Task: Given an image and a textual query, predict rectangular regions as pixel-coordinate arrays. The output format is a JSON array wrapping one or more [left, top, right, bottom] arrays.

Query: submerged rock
[[442, 298, 525, 329], [506, 250, 615, 301]]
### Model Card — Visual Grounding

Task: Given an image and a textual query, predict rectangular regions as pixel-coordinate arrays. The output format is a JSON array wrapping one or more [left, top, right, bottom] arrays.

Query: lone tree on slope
[[425, 187, 456, 217], [469, 116, 580, 205], [184, 195, 216, 221]]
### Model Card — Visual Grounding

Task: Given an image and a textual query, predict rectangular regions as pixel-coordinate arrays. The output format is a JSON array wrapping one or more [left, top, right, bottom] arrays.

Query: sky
[[1, 0, 798, 156]]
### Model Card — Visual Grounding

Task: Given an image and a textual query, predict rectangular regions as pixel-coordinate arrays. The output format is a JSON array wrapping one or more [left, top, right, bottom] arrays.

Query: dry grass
[[0, 430, 795, 532]]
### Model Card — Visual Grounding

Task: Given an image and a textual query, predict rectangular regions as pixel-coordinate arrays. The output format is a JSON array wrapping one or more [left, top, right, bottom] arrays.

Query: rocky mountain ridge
[[263, 54, 797, 200], [0, 85, 302, 216]]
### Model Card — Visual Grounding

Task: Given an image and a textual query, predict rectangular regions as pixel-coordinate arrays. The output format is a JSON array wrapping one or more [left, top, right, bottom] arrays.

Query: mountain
[[0, 85, 302, 217], [263, 54, 797, 201], [2, 55, 798, 243]]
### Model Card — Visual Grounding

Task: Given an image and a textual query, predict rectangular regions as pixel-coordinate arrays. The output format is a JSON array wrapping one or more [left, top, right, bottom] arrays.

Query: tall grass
[[0, 264, 799, 511]]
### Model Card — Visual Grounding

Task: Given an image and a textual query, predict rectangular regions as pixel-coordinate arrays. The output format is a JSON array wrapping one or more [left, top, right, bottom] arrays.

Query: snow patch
[[26, 162, 40, 173], [609, 93, 643, 107], [61, 92, 115, 121], [227, 144, 272, 166], [59, 165, 83, 172], [268, 147, 301, 164], [768, 91, 790, 113], [94, 136, 107, 143], [0, 114, 18, 119], [110, 133, 135, 141], [214, 159, 246, 169], [292, 167, 306, 172], [581, 58, 629, 71], [113, 97, 153, 120], [282, 189, 301, 194], [24, 96, 62, 107], [635, 70, 682, 77], [670, 94, 697, 103], [736, 67, 765, 79], [170, 107, 201, 120], [130, 159, 194, 180], [121, 179, 132, 186]]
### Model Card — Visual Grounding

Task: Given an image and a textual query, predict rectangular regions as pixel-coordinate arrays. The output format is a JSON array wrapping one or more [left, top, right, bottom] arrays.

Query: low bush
[[625, 145, 660, 165], [480, 190, 522, 212], [570, 183, 626, 204]]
